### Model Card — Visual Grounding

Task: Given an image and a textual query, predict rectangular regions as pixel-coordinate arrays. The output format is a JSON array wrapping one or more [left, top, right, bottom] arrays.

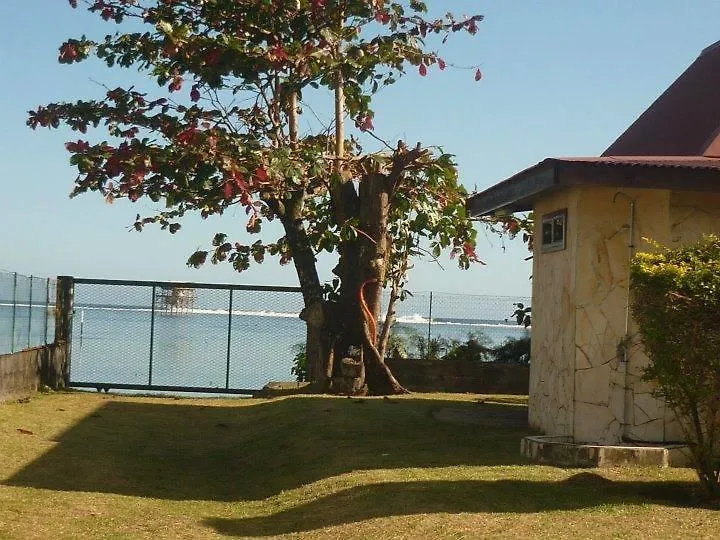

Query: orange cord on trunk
[[359, 279, 377, 341]]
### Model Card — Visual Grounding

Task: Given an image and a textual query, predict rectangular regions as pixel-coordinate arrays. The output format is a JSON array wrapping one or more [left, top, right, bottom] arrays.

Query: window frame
[[541, 209, 567, 253]]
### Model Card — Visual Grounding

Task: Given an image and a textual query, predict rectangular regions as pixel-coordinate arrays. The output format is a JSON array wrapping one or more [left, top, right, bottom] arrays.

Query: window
[[541, 210, 566, 252]]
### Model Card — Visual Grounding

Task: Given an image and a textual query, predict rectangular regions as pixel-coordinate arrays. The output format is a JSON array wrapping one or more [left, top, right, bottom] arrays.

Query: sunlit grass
[[0, 391, 716, 539]]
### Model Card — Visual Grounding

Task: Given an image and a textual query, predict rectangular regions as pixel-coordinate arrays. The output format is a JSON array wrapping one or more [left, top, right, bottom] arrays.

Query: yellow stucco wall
[[531, 184, 720, 444], [529, 188, 578, 437], [573, 186, 671, 444], [670, 191, 720, 245]]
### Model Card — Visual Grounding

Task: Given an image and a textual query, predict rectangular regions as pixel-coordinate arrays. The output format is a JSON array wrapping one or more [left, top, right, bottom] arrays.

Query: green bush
[[412, 335, 451, 360], [491, 336, 531, 365], [443, 333, 493, 362], [290, 344, 308, 383], [630, 234, 720, 498]]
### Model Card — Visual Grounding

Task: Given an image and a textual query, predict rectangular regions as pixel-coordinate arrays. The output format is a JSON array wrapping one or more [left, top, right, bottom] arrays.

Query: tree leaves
[[36, 1, 485, 283]]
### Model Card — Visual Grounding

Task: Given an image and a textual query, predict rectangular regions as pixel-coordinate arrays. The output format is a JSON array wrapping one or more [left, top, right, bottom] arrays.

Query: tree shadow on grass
[[204, 473, 708, 537], [4, 396, 529, 501]]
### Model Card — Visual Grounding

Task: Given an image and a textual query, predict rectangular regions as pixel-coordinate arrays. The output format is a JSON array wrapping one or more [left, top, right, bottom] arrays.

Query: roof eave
[[468, 158, 720, 218], [468, 160, 557, 216]]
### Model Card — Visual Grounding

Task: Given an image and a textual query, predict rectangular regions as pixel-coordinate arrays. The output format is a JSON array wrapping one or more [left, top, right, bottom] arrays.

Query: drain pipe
[[612, 191, 636, 440]]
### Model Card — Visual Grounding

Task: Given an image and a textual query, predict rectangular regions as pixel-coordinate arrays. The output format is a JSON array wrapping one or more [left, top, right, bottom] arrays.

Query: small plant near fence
[[290, 344, 309, 383], [630, 234, 720, 499]]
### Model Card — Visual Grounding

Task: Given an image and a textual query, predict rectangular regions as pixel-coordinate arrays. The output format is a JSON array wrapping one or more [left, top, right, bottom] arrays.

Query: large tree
[[31, 0, 485, 394]]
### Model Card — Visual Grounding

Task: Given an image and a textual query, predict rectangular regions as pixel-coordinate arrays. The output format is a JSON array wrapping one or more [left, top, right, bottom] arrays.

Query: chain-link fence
[[0, 271, 57, 355], [65, 277, 529, 393], [386, 290, 531, 360], [69, 279, 305, 394]]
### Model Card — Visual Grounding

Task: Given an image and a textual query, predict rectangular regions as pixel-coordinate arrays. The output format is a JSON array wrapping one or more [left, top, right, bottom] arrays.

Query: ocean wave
[[4, 302, 529, 330], [72, 305, 300, 318]]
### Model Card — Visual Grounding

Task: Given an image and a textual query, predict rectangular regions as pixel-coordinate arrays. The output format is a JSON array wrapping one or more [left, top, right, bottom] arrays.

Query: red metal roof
[[603, 41, 720, 157], [468, 41, 720, 216], [552, 156, 720, 170]]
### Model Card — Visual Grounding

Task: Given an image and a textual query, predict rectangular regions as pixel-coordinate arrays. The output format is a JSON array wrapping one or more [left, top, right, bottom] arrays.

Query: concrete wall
[[530, 183, 720, 444], [386, 358, 529, 395], [0, 345, 68, 402], [0, 348, 43, 401]]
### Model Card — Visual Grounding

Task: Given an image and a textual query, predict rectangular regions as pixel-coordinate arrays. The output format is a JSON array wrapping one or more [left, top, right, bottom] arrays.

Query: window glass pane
[[542, 221, 553, 244], [553, 216, 564, 242]]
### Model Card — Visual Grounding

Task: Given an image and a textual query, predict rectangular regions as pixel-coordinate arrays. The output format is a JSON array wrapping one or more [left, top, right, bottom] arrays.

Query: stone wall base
[[521, 435, 691, 468]]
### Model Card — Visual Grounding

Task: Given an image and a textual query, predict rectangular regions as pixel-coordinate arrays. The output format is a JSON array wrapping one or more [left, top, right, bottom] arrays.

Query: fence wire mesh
[[66, 277, 529, 393], [386, 290, 531, 361], [0, 271, 56, 355], [69, 280, 305, 393]]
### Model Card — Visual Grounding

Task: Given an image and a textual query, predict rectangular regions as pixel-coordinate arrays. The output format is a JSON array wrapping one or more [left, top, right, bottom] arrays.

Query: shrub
[[444, 332, 493, 362], [491, 336, 531, 365], [290, 344, 308, 383], [412, 335, 451, 360], [630, 234, 720, 498]]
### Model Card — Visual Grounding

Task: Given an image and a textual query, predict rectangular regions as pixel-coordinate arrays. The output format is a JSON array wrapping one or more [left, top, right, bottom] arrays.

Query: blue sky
[[2, 1, 720, 297]]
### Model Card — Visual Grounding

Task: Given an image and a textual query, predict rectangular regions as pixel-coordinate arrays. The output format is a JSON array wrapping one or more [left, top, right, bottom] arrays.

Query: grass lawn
[[0, 391, 717, 539]]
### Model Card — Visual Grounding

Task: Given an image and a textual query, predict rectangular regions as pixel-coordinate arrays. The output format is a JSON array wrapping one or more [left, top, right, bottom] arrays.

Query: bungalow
[[469, 41, 720, 445]]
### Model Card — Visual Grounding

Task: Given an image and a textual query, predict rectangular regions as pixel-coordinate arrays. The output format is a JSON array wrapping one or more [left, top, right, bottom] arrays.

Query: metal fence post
[[149, 286, 157, 386], [50, 276, 75, 389], [27, 276, 33, 350], [11, 272, 17, 353], [427, 291, 433, 349], [225, 289, 233, 389], [44, 278, 50, 345]]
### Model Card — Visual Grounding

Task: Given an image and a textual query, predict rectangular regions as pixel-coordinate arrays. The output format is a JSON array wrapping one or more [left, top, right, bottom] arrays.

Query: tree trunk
[[280, 194, 333, 390], [358, 173, 408, 394], [326, 172, 408, 395]]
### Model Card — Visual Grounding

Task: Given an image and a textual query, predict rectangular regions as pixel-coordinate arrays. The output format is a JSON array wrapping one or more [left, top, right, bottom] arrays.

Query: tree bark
[[325, 172, 408, 395], [280, 194, 332, 389]]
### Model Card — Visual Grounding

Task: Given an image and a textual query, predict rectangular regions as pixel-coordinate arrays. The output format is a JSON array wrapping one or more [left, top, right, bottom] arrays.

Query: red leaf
[[438, 58, 446, 71], [190, 86, 200, 102], [254, 167, 269, 184], [375, 10, 390, 24], [357, 115, 374, 132], [223, 181, 234, 200], [68, 0, 78, 8], [233, 171, 248, 190], [204, 49, 221, 67], [419, 64, 427, 77], [58, 43, 78, 63], [475, 69, 482, 81], [311, 0, 327, 11], [175, 125, 197, 144], [168, 75, 183, 92], [269, 45, 289, 65]]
